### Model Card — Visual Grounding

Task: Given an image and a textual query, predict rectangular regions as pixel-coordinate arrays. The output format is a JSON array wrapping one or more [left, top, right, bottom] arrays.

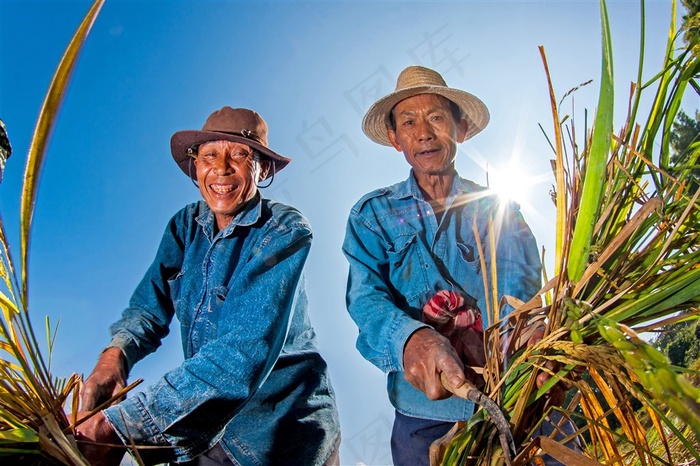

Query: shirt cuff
[[104, 396, 169, 445], [105, 334, 139, 374]]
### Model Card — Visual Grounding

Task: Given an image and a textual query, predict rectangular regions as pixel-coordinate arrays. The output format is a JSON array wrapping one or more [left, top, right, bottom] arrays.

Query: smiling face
[[193, 140, 270, 230], [387, 94, 468, 178]]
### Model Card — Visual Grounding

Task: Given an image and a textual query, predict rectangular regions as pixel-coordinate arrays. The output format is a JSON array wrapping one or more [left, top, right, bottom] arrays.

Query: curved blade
[[441, 373, 515, 465]]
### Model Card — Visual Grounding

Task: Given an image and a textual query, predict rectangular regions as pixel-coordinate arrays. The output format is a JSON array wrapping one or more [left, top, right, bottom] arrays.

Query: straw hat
[[171, 107, 291, 180], [362, 66, 490, 146]]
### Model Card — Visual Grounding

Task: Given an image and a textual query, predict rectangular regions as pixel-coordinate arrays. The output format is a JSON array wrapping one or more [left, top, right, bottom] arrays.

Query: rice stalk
[[0, 1, 118, 464], [436, 0, 700, 464]]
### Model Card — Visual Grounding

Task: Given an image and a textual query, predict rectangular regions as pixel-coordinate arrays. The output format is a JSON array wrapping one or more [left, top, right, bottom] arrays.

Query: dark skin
[[76, 347, 128, 466], [403, 327, 466, 400], [526, 326, 572, 407], [392, 94, 568, 404]]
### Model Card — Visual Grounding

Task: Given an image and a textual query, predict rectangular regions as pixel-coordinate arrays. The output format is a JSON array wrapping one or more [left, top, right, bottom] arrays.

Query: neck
[[414, 170, 455, 210]]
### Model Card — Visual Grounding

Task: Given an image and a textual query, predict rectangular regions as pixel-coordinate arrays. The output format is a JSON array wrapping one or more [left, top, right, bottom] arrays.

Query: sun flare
[[487, 163, 534, 204]]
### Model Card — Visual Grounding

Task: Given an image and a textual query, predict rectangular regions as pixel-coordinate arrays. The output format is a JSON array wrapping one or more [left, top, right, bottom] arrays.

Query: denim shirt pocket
[[387, 234, 430, 305], [209, 286, 228, 314], [456, 241, 480, 274], [167, 271, 185, 313], [202, 285, 228, 342]]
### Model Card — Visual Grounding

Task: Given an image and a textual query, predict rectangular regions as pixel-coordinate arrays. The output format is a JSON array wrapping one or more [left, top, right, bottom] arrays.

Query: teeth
[[211, 184, 234, 194]]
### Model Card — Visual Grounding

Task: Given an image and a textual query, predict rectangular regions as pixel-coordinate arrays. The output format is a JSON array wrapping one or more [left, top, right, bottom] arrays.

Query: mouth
[[416, 147, 441, 157], [209, 183, 238, 194]]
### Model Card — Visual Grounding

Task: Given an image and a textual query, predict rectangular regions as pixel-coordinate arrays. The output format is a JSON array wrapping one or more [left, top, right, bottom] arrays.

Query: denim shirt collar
[[195, 194, 263, 240]]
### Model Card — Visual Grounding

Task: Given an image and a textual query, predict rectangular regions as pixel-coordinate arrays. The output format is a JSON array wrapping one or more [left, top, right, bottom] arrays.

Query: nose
[[213, 155, 234, 176], [415, 118, 435, 142]]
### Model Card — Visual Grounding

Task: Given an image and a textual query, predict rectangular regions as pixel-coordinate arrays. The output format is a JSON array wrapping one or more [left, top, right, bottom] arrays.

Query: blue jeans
[[176, 443, 232, 465], [177, 438, 342, 466], [391, 411, 453, 466], [391, 411, 579, 466]]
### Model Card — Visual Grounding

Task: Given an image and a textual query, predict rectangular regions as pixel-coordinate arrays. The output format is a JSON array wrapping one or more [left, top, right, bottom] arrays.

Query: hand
[[526, 326, 574, 407], [81, 347, 128, 411], [75, 411, 125, 466], [403, 327, 466, 400]]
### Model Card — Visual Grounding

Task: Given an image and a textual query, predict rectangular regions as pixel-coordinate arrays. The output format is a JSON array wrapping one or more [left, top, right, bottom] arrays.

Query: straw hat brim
[[170, 130, 291, 181], [362, 85, 490, 146]]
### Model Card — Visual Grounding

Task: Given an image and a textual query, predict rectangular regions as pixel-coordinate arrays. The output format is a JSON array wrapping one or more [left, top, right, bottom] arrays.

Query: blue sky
[[0, 1, 694, 464]]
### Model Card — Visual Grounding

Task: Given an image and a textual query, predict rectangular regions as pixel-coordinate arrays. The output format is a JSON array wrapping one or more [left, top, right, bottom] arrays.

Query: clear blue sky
[[0, 1, 693, 464]]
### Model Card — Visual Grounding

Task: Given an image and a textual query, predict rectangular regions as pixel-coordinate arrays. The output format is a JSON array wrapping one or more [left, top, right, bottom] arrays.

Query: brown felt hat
[[171, 107, 291, 180], [362, 66, 490, 146]]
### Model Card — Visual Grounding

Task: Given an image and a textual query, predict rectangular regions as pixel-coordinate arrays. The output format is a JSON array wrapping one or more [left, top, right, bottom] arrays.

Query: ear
[[456, 118, 469, 143], [258, 159, 271, 182], [387, 130, 403, 152]]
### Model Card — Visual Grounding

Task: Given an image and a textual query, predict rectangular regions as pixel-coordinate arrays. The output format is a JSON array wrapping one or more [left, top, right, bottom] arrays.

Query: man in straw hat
[[76, 107, 341, 465], [342, 66, 545, 465]]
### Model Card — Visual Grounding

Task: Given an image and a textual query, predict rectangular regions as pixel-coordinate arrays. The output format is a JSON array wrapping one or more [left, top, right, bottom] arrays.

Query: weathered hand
[[527, 326, 574, 407], [403, 327, 466, 400], [81, 347, 128, 411], [76, 411, 125, 466]]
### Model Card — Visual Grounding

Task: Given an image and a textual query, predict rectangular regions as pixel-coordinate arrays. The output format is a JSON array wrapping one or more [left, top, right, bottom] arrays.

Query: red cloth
[[422, 290, 485, 370]]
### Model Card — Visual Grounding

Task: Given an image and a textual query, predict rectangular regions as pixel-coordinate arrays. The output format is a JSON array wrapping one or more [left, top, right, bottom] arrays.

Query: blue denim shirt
[[342, 171, 541, 422], [103, 196, 340, 465]]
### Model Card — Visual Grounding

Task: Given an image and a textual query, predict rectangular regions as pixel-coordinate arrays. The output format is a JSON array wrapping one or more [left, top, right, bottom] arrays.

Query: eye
[[231, 150, 251, 161], [402, 119, 414, 126]]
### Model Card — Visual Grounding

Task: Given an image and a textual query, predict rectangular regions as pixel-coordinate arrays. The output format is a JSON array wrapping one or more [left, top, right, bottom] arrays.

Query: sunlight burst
[[487, 163, 533, 204]]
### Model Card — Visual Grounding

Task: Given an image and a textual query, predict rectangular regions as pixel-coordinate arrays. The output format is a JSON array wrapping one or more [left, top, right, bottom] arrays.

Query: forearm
[[348, 283, 427, 372], [81, 347, 128, 411]]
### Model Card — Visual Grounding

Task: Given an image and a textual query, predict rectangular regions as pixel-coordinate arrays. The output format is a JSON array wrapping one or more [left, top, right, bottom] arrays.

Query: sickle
[[440, 373, 515, 466]]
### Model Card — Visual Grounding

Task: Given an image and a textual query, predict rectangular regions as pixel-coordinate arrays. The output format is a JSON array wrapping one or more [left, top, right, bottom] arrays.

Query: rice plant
[[437, 0, 700, 464], [0, 1, 104, 464]]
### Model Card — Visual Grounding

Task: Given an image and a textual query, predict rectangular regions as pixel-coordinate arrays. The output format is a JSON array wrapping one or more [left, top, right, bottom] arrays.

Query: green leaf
[[567, 0, 615, 282], [19, 0, 105, 310], [0, 428, 38, 445]]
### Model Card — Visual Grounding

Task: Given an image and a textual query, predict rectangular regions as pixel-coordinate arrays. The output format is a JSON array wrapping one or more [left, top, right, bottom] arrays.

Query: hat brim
[[361, 85, 490, 146], [170, 130, 291, 181]]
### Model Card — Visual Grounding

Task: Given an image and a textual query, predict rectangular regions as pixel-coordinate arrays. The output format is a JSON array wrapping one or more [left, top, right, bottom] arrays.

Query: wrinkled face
[[387, 94, 468, 177], [194, 140, 270, 230]]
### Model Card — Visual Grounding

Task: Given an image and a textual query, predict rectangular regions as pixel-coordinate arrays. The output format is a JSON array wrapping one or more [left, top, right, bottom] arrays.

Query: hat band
[[214, 129, 264, 146]]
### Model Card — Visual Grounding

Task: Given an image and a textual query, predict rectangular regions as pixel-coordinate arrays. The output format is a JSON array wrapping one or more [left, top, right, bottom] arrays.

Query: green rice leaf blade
[[568, 0, 615, 282]]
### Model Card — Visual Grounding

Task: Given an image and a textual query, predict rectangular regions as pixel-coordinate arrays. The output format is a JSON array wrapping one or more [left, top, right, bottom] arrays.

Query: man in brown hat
[[76, 107, 340, 465], [342, 66, 544, 465]]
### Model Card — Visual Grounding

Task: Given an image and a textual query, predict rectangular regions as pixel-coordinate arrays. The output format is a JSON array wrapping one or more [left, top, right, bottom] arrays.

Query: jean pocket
[[388, 234, 429, 303]]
